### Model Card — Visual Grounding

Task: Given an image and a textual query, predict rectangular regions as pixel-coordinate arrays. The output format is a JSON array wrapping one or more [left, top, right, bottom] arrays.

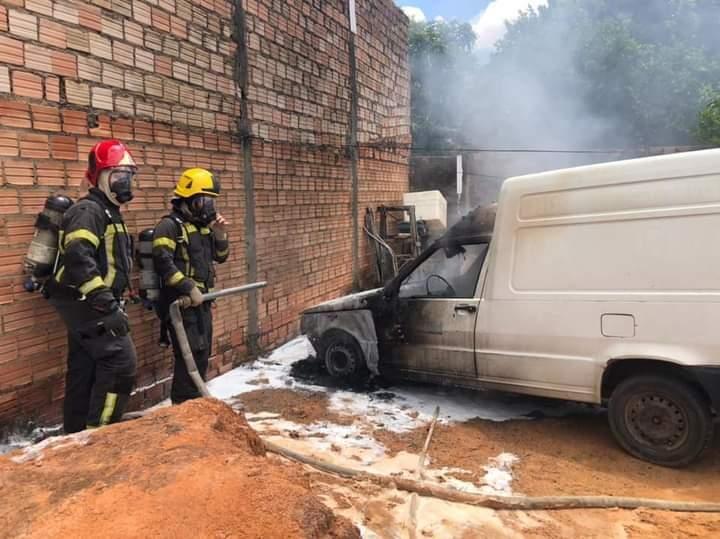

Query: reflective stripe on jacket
[[151, 210, 229, 296]]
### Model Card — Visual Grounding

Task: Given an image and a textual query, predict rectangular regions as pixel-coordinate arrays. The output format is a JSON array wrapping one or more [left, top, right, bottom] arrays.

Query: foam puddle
[[209, 336, 587, 433], [319, 483, 519, 539], [214, 337, 530, 494]]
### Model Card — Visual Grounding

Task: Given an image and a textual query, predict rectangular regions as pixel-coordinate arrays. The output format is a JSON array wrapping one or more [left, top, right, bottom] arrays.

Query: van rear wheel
[[319, 330, 368, 381], [608, 375, 713, 467]]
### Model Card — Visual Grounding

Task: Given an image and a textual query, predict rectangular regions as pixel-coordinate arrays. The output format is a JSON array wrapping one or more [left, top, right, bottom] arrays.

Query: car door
[[387, 242, 489, 379]]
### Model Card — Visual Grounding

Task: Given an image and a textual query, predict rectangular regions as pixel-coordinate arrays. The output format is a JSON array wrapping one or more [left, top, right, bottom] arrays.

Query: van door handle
[[455, 304, 477, 313]]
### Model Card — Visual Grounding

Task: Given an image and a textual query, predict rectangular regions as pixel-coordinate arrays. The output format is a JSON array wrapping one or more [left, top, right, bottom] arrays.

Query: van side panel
[[477, 151, 720, 403], [513, 213, 720, 295]]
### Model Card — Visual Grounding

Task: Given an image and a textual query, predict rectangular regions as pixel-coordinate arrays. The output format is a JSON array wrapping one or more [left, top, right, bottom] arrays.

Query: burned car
[[301, 204, 497, 382], [302, 151, 720, 467]]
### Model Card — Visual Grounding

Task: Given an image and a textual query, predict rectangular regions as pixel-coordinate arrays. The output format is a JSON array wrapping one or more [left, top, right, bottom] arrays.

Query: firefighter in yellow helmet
[[152, 168, 230, 403]]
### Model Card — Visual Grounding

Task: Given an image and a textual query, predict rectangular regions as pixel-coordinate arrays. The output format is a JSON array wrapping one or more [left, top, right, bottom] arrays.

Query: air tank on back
[[24, 195, 74, 292], [137, 228, 160, 308]]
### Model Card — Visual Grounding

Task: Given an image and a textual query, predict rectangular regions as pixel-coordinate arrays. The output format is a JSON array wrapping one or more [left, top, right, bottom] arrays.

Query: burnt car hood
[[303, 288, 383, 314]]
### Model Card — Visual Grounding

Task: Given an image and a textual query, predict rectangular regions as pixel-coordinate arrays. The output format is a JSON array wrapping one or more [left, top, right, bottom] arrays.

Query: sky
[[396, 0, 548, 50]]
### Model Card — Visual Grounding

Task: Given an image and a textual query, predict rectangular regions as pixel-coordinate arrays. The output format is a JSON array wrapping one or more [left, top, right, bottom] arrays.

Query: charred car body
[[302, 150, 720, 467]]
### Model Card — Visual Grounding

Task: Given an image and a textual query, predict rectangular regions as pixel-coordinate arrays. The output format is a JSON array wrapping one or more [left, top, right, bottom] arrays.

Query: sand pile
[[0, 399, 359, 539]]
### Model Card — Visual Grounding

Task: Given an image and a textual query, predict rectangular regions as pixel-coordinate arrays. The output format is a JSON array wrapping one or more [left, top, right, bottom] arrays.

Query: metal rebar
[[199, 282, 267, 303]]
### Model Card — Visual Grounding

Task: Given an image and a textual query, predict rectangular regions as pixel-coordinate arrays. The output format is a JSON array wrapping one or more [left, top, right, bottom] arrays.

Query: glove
[[101, 307, 130, 337], [188, 285, 204, 307], [211, 214, 228, 241]]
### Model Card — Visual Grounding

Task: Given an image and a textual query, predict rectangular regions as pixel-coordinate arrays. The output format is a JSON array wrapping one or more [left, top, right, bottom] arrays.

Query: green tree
[[697, 89, 720, 146], [484, 0, 720, 146], [408, 20, 478, 149]]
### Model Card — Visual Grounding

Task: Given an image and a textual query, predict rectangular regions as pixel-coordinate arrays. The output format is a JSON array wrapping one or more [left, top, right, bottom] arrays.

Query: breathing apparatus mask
[[184, 195, 217, 226], [99, 167, 136, 206]]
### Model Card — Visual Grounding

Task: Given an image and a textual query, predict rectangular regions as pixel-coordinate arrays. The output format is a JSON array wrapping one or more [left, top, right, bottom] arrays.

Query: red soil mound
[[0, 399, 359, 539]]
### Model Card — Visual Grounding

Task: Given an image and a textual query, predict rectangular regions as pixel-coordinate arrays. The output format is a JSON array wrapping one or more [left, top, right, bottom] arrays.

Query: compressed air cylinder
[[137, 228, 160, 304], [24, 195, 73, 291]]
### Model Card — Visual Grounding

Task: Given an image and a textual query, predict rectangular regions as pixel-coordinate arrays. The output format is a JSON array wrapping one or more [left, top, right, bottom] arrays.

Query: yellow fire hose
[[168, 282, 267, 398]]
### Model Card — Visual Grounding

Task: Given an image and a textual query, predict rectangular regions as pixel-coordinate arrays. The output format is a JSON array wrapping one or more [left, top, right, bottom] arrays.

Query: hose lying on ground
[[262, 440, 720, 513]]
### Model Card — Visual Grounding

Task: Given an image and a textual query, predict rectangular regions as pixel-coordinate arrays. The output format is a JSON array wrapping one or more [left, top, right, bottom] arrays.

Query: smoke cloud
[[410, 1, 720, 210], [472, 0, 548, 50], [400, 5, 426, 23]]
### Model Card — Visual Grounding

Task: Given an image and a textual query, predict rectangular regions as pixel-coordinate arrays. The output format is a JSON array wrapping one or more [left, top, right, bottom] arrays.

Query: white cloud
[[472, 0, 548, 50], [400, 5, 427, 23]]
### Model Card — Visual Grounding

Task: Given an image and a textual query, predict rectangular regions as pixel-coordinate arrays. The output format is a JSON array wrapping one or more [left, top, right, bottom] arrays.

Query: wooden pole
[[409, 406, 440, 539]]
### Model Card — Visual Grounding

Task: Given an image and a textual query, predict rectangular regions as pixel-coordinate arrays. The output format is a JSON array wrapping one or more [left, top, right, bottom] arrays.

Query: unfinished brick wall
[[0, 0, 409, 428], [243, 0, 410, 346]]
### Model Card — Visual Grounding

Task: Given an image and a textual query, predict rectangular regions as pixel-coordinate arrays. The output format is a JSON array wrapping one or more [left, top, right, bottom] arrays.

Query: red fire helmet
[[85, 140, 137, 186]]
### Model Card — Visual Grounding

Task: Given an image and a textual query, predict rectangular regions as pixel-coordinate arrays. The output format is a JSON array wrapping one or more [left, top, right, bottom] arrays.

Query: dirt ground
[[241, 387, 720, 538], [2, 384, 719, 538], [0, 399, 358, 539], [239, 388, 354, 426], [374, 415, 720, 500]]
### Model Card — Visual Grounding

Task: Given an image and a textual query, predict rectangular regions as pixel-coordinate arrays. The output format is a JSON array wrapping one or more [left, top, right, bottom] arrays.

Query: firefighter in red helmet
[[46, 140, 138, 433]]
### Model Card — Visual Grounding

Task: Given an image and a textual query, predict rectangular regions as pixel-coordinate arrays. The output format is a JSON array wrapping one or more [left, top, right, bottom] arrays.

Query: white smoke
[[400, 5, 427, 23], [472, 0, 548, 50]]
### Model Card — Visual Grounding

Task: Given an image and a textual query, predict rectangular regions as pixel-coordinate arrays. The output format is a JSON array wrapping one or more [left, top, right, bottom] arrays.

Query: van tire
[[319, 330, 368, 381], [608, 375, 713, 468]]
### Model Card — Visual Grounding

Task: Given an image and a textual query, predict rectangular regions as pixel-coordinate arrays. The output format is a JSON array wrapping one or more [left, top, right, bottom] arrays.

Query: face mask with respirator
[[100, 168, 136, 205], [188, 195, 217, 226]]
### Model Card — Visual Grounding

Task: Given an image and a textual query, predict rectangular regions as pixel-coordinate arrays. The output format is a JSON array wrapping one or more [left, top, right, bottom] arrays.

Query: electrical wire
[[410, 147, 627, 155], [465, 172, 505, 180], [243, 134, 629, 156]]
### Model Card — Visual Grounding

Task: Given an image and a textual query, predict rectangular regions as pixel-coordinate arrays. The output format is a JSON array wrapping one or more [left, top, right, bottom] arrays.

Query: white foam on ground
[[207, 337, 323, 399], [0, 426, 65, 456], [10, 430, 92, 463], [209, 335, 587, 433], [207, 336, 535, 506], [249, 415, 387, 466], [0, 435, 33, 455], [481, 453, 520, 495]]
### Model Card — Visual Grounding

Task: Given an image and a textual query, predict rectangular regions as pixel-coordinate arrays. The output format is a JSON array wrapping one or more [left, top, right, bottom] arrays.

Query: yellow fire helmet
[[173, 168, 221, 199]]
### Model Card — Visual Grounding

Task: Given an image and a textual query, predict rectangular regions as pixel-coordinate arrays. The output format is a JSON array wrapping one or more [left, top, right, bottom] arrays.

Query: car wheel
[[608, 374, 713, 467], [320, 330, 368, 380]]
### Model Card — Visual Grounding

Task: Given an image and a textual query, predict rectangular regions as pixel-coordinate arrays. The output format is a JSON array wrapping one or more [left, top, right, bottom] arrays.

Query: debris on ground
[[0, 399, 359, 539]]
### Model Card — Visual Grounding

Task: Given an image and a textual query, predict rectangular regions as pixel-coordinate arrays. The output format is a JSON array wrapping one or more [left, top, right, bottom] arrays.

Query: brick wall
[[242, 0, 410, 345], [0, 0, 409, 428]]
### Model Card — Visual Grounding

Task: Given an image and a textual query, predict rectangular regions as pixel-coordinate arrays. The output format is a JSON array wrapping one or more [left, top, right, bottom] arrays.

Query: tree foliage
[[408, 20, 478, 149], [488, 0, 720, 146], [697, 89, 720, 146], [408, 0, 720, 148]]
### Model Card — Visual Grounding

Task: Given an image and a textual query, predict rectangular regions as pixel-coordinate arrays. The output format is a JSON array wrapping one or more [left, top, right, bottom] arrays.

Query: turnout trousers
[[168, 302, 213, 404], [50, 297, 137, 433]]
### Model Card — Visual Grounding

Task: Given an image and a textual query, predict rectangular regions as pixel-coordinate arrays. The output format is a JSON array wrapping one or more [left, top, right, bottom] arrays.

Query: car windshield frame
[[384, 233, 493, 298]]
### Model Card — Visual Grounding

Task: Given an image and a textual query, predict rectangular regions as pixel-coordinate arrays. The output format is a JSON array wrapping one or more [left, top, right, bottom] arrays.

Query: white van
[[302, 149, 720, 467]]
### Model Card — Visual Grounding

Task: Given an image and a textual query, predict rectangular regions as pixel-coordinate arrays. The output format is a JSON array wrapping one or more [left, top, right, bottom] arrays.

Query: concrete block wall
[[0, 0, 409, 428]]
